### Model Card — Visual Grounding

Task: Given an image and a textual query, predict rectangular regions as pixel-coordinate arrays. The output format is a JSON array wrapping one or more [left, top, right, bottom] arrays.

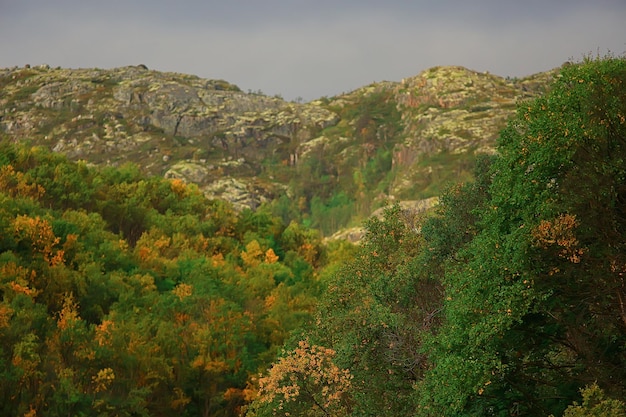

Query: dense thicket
[[0, 144, 333, 417], [246, 55, 626, 417]]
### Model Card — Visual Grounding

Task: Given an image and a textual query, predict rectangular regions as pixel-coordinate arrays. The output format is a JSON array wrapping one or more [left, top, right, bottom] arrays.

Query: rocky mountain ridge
[[0, 63, 555, 230]]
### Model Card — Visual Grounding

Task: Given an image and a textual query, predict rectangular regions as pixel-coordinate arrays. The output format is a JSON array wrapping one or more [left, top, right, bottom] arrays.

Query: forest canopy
[[0, 142, 332, 416], [246, 55, 626, 417]]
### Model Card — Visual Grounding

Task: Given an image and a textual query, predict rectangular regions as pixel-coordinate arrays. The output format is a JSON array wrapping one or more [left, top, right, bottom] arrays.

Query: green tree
[[309, 205, 435, 416], [0, 139, 328, 416], [559, 384, 626, 417], [417, 55, 626, 416]]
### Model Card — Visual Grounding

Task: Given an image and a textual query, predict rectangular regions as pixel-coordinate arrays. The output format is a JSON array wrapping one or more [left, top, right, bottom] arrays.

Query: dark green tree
[[308, 205, 437, 416], [417, 55, 626, 416]]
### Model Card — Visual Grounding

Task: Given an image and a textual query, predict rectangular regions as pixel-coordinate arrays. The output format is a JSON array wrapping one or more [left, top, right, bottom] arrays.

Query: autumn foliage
[[250, 339, 353, 417], [250, 55, 626, 417], [2, 55, 626, 417], [0, 142, 325, 417]]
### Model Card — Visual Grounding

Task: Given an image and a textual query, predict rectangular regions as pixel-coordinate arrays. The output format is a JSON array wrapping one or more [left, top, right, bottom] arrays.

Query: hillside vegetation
[[0, 63, 552, 236], [245, 55, 626, 417], [0, 141, 347, 416], [1, 55, 626, 417]]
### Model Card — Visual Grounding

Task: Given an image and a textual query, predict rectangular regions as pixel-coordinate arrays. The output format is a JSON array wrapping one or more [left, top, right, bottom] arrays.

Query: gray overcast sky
[[2, 0, 625, 101]]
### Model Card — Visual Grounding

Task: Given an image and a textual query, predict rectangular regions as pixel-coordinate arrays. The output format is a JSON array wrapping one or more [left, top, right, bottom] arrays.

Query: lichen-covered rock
[[395, 66, 549, 157], [164, 161, 211, 184], [386, 66, 555, 197], [201, 177, 280, 212]]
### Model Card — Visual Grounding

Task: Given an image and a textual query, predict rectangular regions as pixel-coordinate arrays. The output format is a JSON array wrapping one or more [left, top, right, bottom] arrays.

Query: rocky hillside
[[0, 63, 555, 233], [391, 66, 552, 197]]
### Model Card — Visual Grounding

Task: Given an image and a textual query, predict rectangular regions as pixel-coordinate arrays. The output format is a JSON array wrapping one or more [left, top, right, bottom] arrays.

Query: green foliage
[[406, 150, 478, 199], [0, 141, 325, 416], [4, 56, 626, 417], [247, 54, 626, 417], [417, 54, 626, 416], [269, 87, 406, 235], [302, 205, 437, 416], [8, 85, 40, 104], [560, 384, 626, 417], [419, 153, 492, 264], [310, 192, 355, 236]]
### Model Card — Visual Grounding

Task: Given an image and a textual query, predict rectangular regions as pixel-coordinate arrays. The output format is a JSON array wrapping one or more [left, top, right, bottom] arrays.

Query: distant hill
[[0, 63, 556, 234]]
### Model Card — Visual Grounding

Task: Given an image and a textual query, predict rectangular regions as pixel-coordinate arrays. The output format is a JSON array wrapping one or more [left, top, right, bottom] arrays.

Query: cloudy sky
[[2, 0, 625, 101]]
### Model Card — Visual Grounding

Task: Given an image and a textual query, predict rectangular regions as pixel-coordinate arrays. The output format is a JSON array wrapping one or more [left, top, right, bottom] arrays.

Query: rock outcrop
[[0, 64, 555, 216], [388, 66, 554, 197], [0, 65, 337, 208]]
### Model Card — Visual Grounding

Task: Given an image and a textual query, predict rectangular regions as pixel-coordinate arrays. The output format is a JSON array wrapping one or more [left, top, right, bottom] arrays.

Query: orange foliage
[[265, 248, 279, 264], [2, 262, 39, 297], [171, 387, 191, 410], [0, 304, 13, 328], [62, 233, 78, 251], [532, 214, 586, 263], [173, 283, 193, 301], [12, 215, 64, 266], [138, 246, 152, 261], [47, 250, 65, 267], [23, 406, 37, 417], [212, 252, 225, 267], [57, 293, 80, 330], [174, 312, 190, 325], [95, 320, 114, 347], [9, 281, 37, 296], [264, 294, 277, 309], [192, 356, 229, 373], [256, 339, 353, 415], [92, 367, 115, 393], [192, 235, 210, 252], [135, 231, 172, 265], [223, 387, 243, 402], [299, 242, 318, 265], [0, 164, 45, 199], [154, 235, 172, 251], [170, 178, 188, 197]]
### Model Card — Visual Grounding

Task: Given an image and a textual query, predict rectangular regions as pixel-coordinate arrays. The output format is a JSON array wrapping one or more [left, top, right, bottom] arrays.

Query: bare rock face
[[395, 66, 544, 155], [201, 177, 274, 212], [164, 161, 211, 184], [288, 66, 553, 204]]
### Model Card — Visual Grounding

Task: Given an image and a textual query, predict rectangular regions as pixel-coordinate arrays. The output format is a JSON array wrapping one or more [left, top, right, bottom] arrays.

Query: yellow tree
[[186, 298, 253, 417], [45, 293, 96, 416]]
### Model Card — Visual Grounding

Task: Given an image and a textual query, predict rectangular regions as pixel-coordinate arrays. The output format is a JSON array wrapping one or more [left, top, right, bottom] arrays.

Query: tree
[[247, 339, 353, 417], [417, 55, 626, 416], [307, 204, 435, 416], [560, 384, 626, 417], [0, 139, 327, 416]]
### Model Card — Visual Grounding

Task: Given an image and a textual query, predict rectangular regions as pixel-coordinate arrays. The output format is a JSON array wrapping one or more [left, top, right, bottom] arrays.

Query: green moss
[[8, 85, 40, 104]]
